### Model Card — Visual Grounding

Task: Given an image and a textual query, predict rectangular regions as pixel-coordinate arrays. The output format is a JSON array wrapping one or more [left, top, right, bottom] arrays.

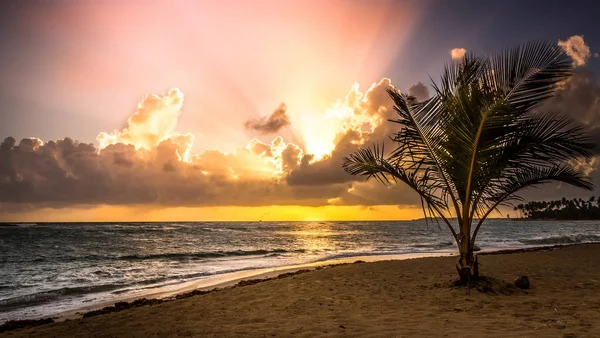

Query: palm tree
[[342, 41, 594, 284]]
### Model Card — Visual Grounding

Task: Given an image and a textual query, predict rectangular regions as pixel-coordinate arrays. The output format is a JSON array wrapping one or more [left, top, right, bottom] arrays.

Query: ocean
[[2, 219, 600, 323]]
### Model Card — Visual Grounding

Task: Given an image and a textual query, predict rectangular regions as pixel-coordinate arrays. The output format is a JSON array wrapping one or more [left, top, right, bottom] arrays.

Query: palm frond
[[343, 40, 594, 249]]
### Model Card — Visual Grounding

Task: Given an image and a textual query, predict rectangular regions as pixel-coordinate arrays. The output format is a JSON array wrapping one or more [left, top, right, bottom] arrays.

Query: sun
[[295, 106, 350, 160]]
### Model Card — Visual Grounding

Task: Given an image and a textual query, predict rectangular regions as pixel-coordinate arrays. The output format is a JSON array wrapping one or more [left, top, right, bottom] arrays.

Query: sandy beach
[[3, 244, 600, 337]]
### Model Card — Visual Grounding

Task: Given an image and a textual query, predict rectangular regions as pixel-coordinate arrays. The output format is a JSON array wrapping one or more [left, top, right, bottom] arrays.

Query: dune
[[3, 244, 600, 337]]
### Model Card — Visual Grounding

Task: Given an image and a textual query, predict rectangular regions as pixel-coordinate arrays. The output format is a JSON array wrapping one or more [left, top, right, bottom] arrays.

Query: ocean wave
[[199, 226, 249, 232], [118, 249, 306, 261], [520, 234, 600, 245], [0, 284, 120, 312], [409, 241, 454, 248], [28, 249, 307, 263]]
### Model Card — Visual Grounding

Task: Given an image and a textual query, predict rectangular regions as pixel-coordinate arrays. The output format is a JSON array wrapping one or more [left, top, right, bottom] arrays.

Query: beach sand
[[3, 244, 600, 337]]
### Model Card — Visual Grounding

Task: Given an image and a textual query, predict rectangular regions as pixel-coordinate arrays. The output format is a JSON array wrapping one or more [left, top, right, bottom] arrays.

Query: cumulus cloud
[[543, 69, 600, 150], [533, 67, 600, 200], [558, 35, 592, 67], [450, 48, 466, 61], [0, 135, 334, 207], [408, 82, 429, 102], [244, 103, 291, 134], [286, 78, 399, 186], [1, 81, 424, 211], [569, 157, 597, 177], [97, 89, 190, 149], [247, 136, 304, 174], [6, 63, 598, 212], [542, 37, 600, 180], [328, 180, 421, 207]]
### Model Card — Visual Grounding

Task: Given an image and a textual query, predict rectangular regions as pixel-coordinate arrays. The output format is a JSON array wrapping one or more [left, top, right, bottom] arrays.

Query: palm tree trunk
[[456, 230, 479, 284]]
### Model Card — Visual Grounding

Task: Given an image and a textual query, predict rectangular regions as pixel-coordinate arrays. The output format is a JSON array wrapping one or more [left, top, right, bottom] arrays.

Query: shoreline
[[53, 242, 595, 321], [2, 242, 596, 334], [4, 243, 600, 337], [51, 250, 459, 322]]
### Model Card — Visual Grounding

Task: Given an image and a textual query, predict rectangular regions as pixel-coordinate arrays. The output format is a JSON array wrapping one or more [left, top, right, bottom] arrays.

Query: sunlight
[[295, 104, 352, 160], [290, 222, 336, 252], [295, 110, 339, 160]]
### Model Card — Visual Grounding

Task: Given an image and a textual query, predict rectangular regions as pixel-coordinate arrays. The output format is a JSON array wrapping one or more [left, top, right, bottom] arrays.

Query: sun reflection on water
[[286, 222, 339, 252]]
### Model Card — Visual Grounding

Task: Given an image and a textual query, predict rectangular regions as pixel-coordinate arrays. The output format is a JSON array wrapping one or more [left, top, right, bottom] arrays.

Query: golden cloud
[[558, 35, 592, 67], [0, 80, 424, 211], [450, 48, 467, 61]]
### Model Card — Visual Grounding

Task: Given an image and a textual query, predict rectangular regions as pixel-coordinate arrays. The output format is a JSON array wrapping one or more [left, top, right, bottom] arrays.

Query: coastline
[[5, 242, 600, 337], [4, 219, 600, 327], [49, 250, 458, 322], [51, 243, 591, 322], [3, 242, 598, 335]]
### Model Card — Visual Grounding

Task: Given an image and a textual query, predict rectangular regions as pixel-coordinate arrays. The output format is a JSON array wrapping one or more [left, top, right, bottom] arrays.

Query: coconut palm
[[342, 41, 594, 284]]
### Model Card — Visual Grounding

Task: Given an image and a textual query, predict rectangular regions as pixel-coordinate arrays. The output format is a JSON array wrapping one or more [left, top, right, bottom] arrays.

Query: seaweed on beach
[[235, 269, 314, 287], [173, 289, 214, 300], [82, 267, 323, 319], [0, 262, 386, 333], [82, 298, 164, 318], [0, 318, 54, 333]]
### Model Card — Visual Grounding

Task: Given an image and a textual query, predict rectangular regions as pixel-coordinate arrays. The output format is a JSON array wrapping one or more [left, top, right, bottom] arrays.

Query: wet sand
[[3, 244, 600, 337]]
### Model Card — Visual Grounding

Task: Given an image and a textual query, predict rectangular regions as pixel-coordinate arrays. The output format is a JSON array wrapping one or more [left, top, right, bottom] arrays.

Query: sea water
[[2, 219, 600, 322]]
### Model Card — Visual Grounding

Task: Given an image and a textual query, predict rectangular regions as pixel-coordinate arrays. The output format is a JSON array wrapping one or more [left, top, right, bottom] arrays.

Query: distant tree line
[[515, 197, 600, 220]]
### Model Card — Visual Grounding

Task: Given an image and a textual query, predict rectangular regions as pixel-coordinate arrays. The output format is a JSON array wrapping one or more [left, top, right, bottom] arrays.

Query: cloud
[[532, 67, 600, 200], [286, 78, 400, 186], [247, 136, 304, 174], [328, 180, 421, 207], [5, 65, 599, 212], [542, 68, 600, 149], [0, 135, 337, 208], [97, 88, 190, 149], [244, 103, 291, 134], [558, 35, 592, 67], [450, 48, 466, 61], [408, 82, 429, 102], [0, 81, 424, 212], [569, 157, 597, 177]]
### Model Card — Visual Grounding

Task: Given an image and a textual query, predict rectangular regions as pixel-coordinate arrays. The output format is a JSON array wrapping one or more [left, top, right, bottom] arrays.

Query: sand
[[3, 244, 600, 337]]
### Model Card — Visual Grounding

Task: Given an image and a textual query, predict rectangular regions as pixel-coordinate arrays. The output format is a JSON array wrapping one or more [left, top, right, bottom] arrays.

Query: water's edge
[[5, 220, 600, 323], [50, 243, 580, 323]]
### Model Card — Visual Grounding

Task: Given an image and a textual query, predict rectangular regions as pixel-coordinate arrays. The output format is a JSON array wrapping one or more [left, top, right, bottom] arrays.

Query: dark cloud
[[244, 103, 291, 134], [0, 136, 318, 207], [523, 67, 600, 201], [542, 68, 600, 152], [408, 82, 429, 102], [0, 137, 418, 211], [544, 69, 600, 127]]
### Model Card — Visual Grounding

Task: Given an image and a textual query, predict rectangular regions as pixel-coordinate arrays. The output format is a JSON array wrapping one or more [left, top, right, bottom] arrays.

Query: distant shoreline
[[2, 218, 596, 226]]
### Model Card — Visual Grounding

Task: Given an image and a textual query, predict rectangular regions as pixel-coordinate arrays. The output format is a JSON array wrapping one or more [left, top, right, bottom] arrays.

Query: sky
[[1, 0, 600, 221]]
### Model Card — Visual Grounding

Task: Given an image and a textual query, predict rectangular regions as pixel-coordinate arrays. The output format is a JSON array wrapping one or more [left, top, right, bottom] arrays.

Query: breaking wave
[[520, 234, 600, 245]]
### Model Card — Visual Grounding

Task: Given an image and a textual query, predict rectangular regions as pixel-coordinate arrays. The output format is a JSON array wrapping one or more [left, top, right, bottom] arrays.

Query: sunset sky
[[1, 0, 600, 221]]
